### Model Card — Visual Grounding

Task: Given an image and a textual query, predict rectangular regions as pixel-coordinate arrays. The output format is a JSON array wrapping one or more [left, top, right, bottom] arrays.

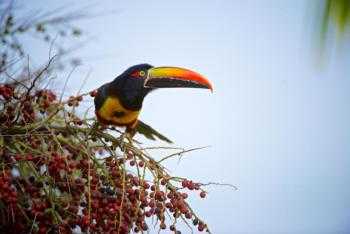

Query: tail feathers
[[136, 120, 173, 144]]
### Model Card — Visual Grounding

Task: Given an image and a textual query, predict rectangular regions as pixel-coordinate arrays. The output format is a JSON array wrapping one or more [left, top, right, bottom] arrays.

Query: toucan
[[94, 64, 213, 143]]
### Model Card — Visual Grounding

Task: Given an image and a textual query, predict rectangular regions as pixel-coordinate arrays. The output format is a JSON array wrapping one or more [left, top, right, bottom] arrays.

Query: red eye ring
[[131, 71, 140, 77]]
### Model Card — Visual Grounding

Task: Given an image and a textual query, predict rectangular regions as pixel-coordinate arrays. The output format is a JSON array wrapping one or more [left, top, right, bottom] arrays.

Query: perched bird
[[94, 64, 213, 143]]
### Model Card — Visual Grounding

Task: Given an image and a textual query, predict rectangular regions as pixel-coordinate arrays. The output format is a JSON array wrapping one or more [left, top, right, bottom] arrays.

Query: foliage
[[321, 0, 350, 36]]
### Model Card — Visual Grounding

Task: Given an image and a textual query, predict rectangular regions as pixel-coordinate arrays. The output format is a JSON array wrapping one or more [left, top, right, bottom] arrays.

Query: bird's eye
[[139, 71, 146, 77]]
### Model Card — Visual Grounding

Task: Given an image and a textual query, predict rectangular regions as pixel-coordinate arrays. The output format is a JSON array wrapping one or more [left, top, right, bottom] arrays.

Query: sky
[[24, 0, 350, 233]]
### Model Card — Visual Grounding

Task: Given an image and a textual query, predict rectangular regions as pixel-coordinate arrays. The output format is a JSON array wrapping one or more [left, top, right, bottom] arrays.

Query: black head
[[109, 64, 154, 110]]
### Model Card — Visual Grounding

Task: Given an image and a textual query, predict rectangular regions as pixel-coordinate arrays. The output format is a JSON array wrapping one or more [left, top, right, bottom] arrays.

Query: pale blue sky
[[26, 1, 350, 233]]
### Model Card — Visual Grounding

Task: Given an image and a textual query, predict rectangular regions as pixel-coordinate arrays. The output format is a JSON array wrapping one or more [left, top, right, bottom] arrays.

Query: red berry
[[161, 179, 167, 185], [143, 182, 150, 189], [198, 223, 205, 232], [145, 211, 152, 217], [188, 181, 194, 190], [89, 90, 97, 97]]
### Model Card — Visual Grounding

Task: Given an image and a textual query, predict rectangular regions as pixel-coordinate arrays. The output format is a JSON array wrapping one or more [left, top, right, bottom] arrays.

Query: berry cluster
[[0, 171, 18, 206], [0, 84, 18, 125], [0, 86, 59, 127], [36, 89, 56, 112], [67, 95, 83, 107], [0, 84, 14, 100]]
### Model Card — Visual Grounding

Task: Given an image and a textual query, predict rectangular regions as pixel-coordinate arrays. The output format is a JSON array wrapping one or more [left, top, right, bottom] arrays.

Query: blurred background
[[7, 0, 350, 233]]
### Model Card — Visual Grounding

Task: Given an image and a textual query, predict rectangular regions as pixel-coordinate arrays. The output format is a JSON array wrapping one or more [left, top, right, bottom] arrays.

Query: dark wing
[[135, 120, 173, 144]]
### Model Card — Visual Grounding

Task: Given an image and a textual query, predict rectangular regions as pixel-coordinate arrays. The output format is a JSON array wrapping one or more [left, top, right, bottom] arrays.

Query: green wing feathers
[[136, 120, 173, 144]]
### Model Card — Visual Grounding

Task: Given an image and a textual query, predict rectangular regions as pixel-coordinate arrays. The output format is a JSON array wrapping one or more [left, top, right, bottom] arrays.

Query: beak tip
[[207, 83, 213, 93]]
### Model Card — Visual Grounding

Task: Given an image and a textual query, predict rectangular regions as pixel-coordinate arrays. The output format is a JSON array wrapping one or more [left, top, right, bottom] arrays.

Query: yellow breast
[[98, 96, 140, 126]]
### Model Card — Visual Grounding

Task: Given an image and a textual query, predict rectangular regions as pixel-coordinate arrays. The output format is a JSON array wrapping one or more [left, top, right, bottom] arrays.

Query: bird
[[94, 64, 213, 143]]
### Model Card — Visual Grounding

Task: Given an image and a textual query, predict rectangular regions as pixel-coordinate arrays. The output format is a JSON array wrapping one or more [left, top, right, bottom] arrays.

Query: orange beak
[[144, 66, 213, 92]]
